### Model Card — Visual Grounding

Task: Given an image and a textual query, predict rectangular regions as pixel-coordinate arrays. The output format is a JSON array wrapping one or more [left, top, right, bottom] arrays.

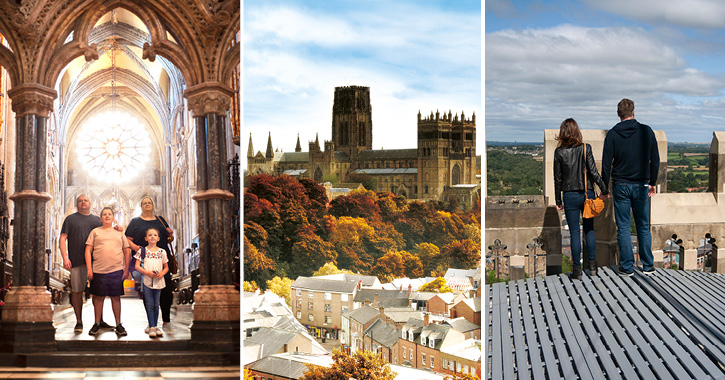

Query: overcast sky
[[243, 1, 481, 165], [486, 0, 725, 143]]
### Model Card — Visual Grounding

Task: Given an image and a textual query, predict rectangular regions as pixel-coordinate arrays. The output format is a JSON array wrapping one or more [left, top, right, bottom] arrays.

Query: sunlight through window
[[76, 111, 152, 181]]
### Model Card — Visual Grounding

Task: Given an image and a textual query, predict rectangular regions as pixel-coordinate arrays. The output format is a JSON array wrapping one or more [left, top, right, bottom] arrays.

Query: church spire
[[247, 133, 254, 158], [295, 133, 302, 152], [315, 133, 321, 151], [265, 132, 273, 159]]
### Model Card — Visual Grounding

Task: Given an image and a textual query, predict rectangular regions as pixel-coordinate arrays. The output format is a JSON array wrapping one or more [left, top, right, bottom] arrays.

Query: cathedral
[[0, 0, 239, 367], [247, 86, 481, 208]]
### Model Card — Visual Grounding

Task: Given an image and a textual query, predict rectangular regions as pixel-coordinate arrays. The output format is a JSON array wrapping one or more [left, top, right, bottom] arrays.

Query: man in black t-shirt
[[60, 194, 115, 333]]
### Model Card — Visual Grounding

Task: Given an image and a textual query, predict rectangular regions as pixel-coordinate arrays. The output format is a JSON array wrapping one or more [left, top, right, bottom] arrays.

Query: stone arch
[[452, 163, 461, 186]]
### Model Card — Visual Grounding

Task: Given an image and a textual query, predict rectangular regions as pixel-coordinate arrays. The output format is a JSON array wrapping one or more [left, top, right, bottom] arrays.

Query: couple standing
[[554, 99, 660, 279]]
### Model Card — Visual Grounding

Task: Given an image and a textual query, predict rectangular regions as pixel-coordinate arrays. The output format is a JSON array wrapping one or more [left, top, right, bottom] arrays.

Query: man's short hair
[[618, 98, 634, 119], [76, 194, 89, 204]]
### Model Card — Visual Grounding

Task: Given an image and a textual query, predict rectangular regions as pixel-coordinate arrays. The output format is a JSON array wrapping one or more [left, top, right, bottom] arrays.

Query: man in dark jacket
[[601, 98, 659, 276]]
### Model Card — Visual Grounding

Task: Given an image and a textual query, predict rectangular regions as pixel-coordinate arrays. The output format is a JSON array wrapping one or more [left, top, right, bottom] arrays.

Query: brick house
[[443, 317, 481, 340], [440, 339, 482, 378], [290, 276, 360, 340], [399, 317, 425, 367], [427, 293, 466, 317], [362, 318, 400, 364], [344, 305, 381, 353], [450, 297, 481, 325]]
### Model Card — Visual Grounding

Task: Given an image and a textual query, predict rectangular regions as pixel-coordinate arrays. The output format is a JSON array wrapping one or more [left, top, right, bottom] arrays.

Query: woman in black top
[[554, 119, 607, 280], [125, 196, 175, 328]]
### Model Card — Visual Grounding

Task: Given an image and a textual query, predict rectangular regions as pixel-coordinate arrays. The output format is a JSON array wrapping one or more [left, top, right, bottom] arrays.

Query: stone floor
[[0, 366, 240, 379], [54, 291, 190, 341]]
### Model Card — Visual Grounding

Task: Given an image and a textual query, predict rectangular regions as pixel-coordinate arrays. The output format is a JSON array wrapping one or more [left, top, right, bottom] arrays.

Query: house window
[[464, 365, 469, 374], [457, 363, 461, 372], [325, 292, 332, 300], [430, 356, 434, 368], [325, 304, 331, 312], [408, 331, 414, 341], [296, 289, 301, 296], [309, 291, 314, 298], [402, 330, 406, 339], [308, 314, 314, 321], [297, 300, 302, 309], [422, 354, 426, 366], [341, 293, 348, 301], [308, 302, 313, 310], [296, 311, 301, 319], [326, 316, 332, 324], [342, 307, 348, 314], [421, 337, 426, 346], [429, 339, 435, 348], [403, 347, 406, 359], [443, 359, 447, 368]]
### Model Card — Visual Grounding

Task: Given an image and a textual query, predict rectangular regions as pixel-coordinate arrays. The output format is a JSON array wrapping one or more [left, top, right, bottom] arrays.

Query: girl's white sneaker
[[144, 326, 150, 334], [149, 328, 157, 338], [155, 327, 164, 336]]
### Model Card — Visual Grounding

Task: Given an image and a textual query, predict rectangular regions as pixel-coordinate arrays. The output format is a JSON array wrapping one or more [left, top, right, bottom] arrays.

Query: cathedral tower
[[331, 86, 372, 161], [417, 110, 477, 199]]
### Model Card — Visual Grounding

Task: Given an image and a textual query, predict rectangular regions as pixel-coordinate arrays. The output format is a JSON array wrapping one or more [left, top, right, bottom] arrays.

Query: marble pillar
[[0, 83, 56, 353], [184, 82, 238, 352]]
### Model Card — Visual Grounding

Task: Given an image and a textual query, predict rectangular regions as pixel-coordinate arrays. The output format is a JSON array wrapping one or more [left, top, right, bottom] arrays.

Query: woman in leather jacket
[[554, 118, 607, 280]]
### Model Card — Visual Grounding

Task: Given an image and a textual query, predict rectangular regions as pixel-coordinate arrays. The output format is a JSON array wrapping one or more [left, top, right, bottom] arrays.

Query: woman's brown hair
[[556, 118, 583, 148]]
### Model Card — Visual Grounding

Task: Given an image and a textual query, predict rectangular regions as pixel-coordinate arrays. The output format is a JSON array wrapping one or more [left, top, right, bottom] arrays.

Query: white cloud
[[584, 0, 725, 29], [486, 24, 725, 142]]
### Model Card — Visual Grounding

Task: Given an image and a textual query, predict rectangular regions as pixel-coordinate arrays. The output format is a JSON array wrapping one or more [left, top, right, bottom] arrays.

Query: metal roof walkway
[[486, 267, 725, 380]]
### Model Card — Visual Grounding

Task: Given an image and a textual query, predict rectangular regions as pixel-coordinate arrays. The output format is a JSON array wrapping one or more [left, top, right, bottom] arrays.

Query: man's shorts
[[89, 270, 125, 297], [70, 265, 88, 293]]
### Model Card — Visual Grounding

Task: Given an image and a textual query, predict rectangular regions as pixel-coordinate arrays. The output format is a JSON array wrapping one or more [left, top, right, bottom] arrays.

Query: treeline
[[486, 150, 542, 195], [244, 174, 481, 288]]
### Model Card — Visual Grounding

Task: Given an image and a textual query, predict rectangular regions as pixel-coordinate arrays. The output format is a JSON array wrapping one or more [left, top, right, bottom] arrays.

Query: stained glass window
[[75, 111, 152, 181]]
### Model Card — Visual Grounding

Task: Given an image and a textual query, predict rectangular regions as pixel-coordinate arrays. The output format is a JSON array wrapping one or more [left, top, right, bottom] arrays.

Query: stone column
[[0, 83, 56, 353], [184, 82, 238, 352]]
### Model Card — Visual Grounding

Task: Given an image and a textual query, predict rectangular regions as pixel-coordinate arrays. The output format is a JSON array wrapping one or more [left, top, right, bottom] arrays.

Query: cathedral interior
[[0, 0, 240, 368]]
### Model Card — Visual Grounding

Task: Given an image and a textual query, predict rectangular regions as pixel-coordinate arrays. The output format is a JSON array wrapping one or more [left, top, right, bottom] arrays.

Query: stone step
[[1, 351, 237, 367], [56, 339, 189, 352]]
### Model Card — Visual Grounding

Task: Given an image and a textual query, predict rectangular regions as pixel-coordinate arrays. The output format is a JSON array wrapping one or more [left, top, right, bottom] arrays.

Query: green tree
[[266, 276, 294, 306], [300, 349, 396, 380], [418, 277, 453, 293]]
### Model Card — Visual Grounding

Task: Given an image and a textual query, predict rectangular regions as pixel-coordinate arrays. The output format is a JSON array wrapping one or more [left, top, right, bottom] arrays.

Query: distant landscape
[[487, 142, 709, 195]]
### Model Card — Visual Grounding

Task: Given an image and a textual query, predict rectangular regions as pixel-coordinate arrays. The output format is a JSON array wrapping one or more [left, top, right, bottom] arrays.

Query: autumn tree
[[243, 281, 259, 292], [266, 276, 294, 306], [313, 262, 353, 277], [328, 189, 381, 221], [372, 250, 424, 282], [244, 236, 275, 287], [445, 373, 481, 380], [300, 349, 396, 380], [346, 173, 377, 191], [416, 242, 442, 276], [440, 239, 481, 269], [290, 224, 337, 278], [328, 216, 376, 273], [419, 277, 453, 293]]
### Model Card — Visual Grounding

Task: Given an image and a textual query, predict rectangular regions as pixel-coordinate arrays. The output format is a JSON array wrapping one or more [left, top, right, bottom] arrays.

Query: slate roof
[[357, 149, 418, 160], [354, 168, 418, 175], [431, 293, 459, 304], [456, 297, 481, 313], [244, 327, 297, 358], [354, 288, 411, 307], [443, 317, 480, 333], [418, 323, 454, 349], [278, 152, 309, 162], [444, 268, 478, 280], [402, 317, 425, 334], [486, 267, 725, 380], [345, 305, 381, 325], [364, 319, 401, 348], [314, 273, 379, 287], [282, 169, 307, 176], [246, 353, 333, 379], [440, 339, 482, 362], [291, 276, 358, 293], [382, 307, 423, 324], [334, 151, 351, 162]]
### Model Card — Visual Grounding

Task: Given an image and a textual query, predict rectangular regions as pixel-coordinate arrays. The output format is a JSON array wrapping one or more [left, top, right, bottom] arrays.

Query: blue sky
[[486, 0, 725, 143], [243, 1, 481, 165]]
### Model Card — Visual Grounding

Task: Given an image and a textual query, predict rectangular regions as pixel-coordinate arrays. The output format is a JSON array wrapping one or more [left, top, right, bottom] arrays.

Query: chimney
[[374, 293, 380, 307], [408, 284, 412, 298], [424, 312, 430, 326], [364, 298, 370, 306], [358, 280, 362, 290]]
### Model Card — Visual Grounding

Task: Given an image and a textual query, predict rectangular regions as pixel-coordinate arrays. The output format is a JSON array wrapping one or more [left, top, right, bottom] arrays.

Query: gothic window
[[425, 185, 429, 194], [359, 122, 366, 146], [452, 164, 461, 186], [341, 122, 349, 145], [76, 111, 152, 181], [314, 167, 323, 183]]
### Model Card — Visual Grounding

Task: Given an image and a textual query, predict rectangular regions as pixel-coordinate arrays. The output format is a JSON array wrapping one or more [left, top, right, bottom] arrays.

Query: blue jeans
[[142, 284, 162, 328], [613, 183, 653, 272], [563, 190, 596, 268]]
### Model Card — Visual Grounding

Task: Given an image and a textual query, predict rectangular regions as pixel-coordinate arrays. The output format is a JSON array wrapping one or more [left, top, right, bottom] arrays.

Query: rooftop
[[486, 267, 725, 379], [291, 276, 359, 293]]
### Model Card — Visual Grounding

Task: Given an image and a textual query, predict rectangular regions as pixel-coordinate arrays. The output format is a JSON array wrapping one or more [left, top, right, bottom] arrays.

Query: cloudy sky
[[486, 0, 725, 143], [243, 1, 481, 165]]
